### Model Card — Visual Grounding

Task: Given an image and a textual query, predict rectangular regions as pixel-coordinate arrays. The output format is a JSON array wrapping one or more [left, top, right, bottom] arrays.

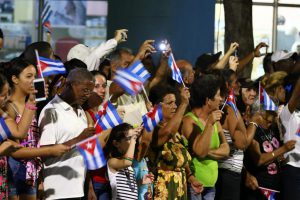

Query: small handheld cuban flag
[[259, 83, 278, 111], [142, 104, 163, 132], [95, 101, 123, 132], [113, 68, 145, 95], [41, 0, 53, 33], [76, 135, 106, 170], [0, 117, 12, 143], [259, 186, 278, 200], [168, 53, 184, 85], [127, 60, 151, 80], [38, 56, 66, 77], [226, 89, 238, 118]]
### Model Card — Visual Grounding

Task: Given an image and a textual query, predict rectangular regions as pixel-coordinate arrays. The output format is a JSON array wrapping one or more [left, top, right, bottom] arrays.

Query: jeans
[[92, 182, 111, 200], [189, 185, 215, 200]]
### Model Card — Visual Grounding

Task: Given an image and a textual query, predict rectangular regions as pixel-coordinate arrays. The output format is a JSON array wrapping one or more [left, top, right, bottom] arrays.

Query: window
[[214, 0, 300, 78], [0, 0, 108, 62], [0, 0, 36, 61]]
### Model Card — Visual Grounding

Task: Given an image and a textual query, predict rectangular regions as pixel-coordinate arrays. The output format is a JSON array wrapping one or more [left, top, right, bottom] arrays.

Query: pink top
[[11, 103, 42, 186]]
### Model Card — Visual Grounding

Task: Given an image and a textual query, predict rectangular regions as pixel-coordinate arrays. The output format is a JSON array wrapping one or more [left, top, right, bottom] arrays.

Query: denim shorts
[[8, 179, 37, 196]]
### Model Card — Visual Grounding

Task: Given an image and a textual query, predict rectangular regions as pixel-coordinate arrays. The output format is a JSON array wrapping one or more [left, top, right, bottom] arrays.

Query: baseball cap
[[67, 44, 100, 71], [195, 51, 222, 73], [271, 50, 297, 62], [67, 44, 90, 62], [239, 78, 257, 89]]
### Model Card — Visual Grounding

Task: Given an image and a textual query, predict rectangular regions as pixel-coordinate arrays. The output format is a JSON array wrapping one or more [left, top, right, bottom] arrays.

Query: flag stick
[[71, 133, 100, 149], [170, 53, 186, 88], [220, 97, 228, 111], [35, 49, 44, 79], [94, 94, 113, 128], [258, 186, 280, 193], [142, 85, 150, 103], [259, 81, 261, 112]]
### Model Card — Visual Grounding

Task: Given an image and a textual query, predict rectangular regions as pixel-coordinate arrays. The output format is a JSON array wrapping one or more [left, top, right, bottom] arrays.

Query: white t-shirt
[[280, 104, 300, 168], [38, 95, 88, 199]]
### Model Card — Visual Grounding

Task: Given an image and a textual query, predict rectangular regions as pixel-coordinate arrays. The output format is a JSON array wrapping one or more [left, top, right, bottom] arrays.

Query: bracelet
[[249, 121, 258, 128], [25, 103, 37, 111], [123, 156, 133, 162]]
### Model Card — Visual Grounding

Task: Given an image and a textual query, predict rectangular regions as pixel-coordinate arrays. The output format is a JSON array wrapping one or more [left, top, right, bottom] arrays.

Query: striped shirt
[[108, 165, 138, 200], [218, 129, 244, 173]]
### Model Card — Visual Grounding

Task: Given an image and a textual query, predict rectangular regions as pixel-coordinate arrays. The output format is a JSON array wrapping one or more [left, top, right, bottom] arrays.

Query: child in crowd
[[104, 123, 153, 200]]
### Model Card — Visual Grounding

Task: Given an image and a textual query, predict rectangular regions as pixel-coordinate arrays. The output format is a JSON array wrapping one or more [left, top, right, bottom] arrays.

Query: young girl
[[0, 67, 69, 200], [104, 123, 142, 200]]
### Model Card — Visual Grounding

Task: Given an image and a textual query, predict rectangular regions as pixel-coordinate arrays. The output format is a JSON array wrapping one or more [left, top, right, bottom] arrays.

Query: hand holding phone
[[33, 78, 46, 102]]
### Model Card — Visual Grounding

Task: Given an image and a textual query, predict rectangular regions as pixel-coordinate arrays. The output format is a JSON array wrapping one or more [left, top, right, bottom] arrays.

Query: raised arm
[[237, 42, 268, 74], [288, 77, 300, 113], [156, 88, 190, 146], [214, 42, 239, 69], [108, 128, 140, 171], [149, 54, 169, 89], [5, 92, 36, 139]]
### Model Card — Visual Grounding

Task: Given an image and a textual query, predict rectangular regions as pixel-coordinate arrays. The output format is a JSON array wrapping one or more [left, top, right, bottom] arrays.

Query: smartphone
[[33, 78, 46, 102], [155, 40, 169, 52], [260, 38, 269, 55]]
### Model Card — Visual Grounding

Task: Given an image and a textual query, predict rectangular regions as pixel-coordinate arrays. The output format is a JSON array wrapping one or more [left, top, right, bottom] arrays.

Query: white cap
[[271, 50, 296, 62], [67, 44, 91, 62], [66, 39, 118, 71]]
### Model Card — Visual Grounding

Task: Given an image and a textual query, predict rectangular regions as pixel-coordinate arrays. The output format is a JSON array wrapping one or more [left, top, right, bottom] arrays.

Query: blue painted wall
[[107, 0, 215, 66]]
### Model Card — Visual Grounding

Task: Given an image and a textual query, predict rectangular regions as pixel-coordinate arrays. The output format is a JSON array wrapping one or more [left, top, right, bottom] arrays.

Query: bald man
[[176, 59, 195, 87], [39, 68, 96, 200]]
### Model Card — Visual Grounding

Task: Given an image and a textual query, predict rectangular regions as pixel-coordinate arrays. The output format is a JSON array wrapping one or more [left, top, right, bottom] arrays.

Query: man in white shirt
[[280, 76, 300, 200], [67, 29, 128, 71], [39, 68, 95, 200]]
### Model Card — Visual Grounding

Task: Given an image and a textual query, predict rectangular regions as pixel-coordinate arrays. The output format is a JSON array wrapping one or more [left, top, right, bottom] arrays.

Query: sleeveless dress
[[0, 156, 8, 199], [150, 128, 191, 200], [8, 103, 42, 186]]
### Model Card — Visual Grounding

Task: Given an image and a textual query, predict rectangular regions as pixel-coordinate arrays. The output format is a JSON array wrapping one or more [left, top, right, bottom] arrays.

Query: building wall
[[107, 0, 215, 65]]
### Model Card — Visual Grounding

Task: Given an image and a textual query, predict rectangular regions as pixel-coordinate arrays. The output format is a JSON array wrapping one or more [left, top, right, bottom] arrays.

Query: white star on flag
[[86, 142, 92, 149]]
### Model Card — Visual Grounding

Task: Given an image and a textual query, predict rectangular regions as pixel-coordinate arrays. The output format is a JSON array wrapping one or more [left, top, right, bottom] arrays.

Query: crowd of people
[[0, 28, 299, 200]]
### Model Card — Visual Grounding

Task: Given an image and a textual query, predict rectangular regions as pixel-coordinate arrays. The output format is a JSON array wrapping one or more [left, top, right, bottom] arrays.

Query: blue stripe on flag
[[0, 117, 11, 142], [96, 139, 106, 167]]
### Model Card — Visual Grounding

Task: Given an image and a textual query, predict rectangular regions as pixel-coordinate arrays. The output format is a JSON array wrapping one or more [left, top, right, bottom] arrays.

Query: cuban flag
[[95, 101, 123, 132], [296, 126, 300, 137], [259, 187, 278, 200], [38, 56, 66, 77], [41, 0, 53, 33], [259, 83, 278, 111], [113, 68, 144, 95], [127, 60, 151, 80], [168, 53, 183, 84], [76, 135, 106, 170], [0, 117, 12, 142], [226, 89, 238, 118], [142, 104, 163, 132]]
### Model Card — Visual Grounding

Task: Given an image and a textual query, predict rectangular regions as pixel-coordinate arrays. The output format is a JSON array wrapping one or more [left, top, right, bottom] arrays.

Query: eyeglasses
[[95, 83, 107, 89]]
